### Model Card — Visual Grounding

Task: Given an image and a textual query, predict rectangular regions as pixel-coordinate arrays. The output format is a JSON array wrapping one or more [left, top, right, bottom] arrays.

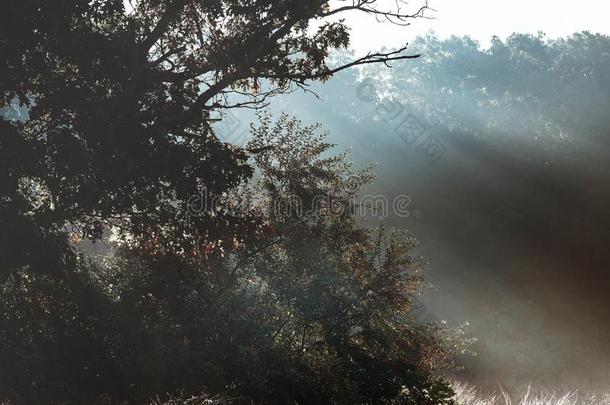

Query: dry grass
[[452, 382, 610, 405]]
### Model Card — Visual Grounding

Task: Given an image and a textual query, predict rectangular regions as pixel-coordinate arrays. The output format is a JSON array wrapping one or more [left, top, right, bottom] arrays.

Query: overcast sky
[[341, 0, 610, 53]]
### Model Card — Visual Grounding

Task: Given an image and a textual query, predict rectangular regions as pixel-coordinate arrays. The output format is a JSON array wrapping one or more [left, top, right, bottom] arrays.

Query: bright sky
[[342, 0, 610, 52]]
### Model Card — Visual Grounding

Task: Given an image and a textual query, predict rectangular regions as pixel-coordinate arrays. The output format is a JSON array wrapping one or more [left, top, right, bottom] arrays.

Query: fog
[[226, 32, 610, 390]]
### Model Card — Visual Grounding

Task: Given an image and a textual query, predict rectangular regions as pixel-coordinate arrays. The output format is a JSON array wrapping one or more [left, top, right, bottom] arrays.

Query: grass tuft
[[452, 382, 610, 405]]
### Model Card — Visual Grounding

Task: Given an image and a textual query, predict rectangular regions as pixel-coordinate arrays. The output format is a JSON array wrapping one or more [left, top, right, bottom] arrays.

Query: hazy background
[[223, 32, 610, 391], [336, 0, 610, 53]]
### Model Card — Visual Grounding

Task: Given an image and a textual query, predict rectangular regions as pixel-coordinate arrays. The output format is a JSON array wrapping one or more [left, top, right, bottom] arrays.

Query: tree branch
[[322, 0, 431, 25], [139, 0, 189, 53], [261, 45, 421, 82]]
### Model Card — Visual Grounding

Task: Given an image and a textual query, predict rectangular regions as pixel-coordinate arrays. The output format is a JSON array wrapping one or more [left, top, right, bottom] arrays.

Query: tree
[[0, 0, 426, 251], [0, 115, 458, 403], [234, 114, 456, 403], [0, 1, 458, 402]]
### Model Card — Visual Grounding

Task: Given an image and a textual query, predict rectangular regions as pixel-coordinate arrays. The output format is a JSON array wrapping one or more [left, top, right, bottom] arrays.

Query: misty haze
[[1, 1, 609, 404]]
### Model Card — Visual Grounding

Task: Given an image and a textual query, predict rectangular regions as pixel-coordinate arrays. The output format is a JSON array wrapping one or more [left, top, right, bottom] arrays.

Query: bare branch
[[261, 45, 421, 82], [321, 0, 432, 26]]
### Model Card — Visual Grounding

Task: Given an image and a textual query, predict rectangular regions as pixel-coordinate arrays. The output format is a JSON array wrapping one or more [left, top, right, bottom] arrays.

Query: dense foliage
[[1, 115, 456, 403], [0, 1, 458, 403], [0, 0, 423, 245]]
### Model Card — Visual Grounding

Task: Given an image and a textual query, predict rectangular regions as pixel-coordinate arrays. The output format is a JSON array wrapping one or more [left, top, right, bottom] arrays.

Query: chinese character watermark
[[356, 78, 446, 166]]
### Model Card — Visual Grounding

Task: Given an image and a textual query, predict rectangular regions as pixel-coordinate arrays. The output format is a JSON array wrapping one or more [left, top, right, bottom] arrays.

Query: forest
[[1, 1, 609, 404]]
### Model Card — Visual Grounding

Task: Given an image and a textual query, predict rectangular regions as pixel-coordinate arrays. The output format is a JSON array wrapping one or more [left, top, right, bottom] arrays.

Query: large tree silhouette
[[0, 1, 462, 404], [1, 0, 426, 249]]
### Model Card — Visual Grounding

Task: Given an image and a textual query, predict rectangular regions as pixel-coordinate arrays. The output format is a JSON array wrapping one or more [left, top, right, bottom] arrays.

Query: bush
[[0, 115, 457, 404]]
